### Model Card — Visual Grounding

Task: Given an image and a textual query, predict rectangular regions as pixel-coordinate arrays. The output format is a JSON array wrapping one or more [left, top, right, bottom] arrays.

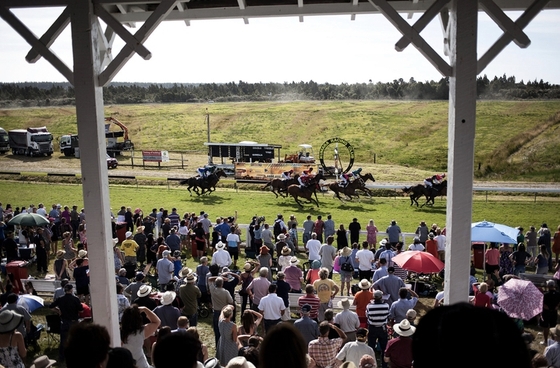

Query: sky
[[0, 7, 559, 85]]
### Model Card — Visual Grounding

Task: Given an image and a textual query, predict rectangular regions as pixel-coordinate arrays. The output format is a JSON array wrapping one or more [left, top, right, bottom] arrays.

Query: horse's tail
[[262, 181, 272, 190], [402, 186, 411, 194], [179, 179, 189, 185]]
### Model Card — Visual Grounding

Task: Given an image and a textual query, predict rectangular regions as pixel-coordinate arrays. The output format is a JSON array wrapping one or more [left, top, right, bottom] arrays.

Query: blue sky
[[1, 7, 559, 84]]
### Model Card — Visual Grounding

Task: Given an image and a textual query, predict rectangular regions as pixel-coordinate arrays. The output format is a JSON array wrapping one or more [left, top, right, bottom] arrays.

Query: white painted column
[[70, 1, 120, 343], [444, 0, 478, 305]]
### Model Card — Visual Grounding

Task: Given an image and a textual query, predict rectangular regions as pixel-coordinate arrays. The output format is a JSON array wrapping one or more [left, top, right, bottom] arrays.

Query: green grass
[[1, 100, 559, 181]]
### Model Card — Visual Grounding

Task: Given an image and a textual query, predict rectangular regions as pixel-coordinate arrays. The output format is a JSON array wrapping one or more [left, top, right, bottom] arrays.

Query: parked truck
[[0, 127, 9, 154], [60, 117, 134, 157], [8, 127, 53, 156]]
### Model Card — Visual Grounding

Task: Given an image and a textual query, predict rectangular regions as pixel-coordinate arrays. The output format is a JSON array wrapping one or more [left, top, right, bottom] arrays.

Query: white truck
[[8, 127, 54, 156]]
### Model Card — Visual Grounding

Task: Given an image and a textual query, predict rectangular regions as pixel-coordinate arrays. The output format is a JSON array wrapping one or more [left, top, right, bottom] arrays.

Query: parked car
[[106, 153, 118, 169]]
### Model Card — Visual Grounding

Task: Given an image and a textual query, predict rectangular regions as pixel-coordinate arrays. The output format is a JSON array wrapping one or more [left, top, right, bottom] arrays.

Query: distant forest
[[1, 74, 559, 107]]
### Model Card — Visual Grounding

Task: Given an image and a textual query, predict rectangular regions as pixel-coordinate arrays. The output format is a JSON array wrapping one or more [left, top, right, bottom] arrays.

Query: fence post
[[131, 149, 134, 168], [181, 152, 184, 170]]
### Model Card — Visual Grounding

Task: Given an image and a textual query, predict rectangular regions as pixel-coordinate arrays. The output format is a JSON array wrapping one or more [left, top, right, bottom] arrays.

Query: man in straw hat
[[30, 355, 56, 368], [284, 256, 304, 293], [335, 328, 376, 368], [335, 298, 360, 341], [179, 269, 201, 327], [153, 291, 181, 329], [353, 279, 373, 328], [384, 319, 415, 368], [211, 241, 232, 268], [366, 290, 390, 368]]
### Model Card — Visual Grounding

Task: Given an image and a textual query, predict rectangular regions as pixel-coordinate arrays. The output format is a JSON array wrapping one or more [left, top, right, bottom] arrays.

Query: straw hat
[[186, 272, 197, 283], [136, 226, 145, 233], [281, 246, 291, 256], [341, 247, 352, 257], [243, 263, 252, 271], [277, 234, 286, 241], [259, 246, 269, 255], [215, 241, 225, 250], [56, 250, 66, 259], [358, 279, 372, 290], [180, 267, 192, 278], [78, 250, 88, 259], [0, 310, 23, 333], [393, 319, 416, 337], [137, 285, 152, 298], [336, 298, 351, 309], [30, 355, 56, 368], [379, 239, 387, 247], [290, 256, 299, 264], [160, 291, 176, 306], [112, 238, 119, 245]]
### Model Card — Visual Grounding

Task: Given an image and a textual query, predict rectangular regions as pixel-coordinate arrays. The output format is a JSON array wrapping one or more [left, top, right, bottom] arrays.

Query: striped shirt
[[366, 301, 390, 327], [298, 294, 321, 320]]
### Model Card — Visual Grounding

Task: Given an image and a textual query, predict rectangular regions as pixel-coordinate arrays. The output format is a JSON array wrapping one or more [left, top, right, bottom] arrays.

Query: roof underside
[[4, 0, 560, 23]]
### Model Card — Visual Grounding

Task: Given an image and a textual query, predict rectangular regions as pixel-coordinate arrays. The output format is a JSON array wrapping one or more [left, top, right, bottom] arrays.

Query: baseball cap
[[301, 304, 311, 313], [162, 250, 171, 257]]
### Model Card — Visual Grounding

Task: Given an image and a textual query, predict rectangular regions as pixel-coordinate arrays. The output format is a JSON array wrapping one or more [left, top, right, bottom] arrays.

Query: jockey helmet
[[442, 173, 446, 178], [289, 169, 294, 173]]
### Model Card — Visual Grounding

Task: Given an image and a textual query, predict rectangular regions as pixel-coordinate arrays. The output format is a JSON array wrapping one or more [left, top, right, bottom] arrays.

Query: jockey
[[281, 169, 294, 181], [298, 170, 310, 188], [350, 167, 363, 179], [197, 166, 212, 179], [424, 173, 446, 188], [340, 172, 351, 187]]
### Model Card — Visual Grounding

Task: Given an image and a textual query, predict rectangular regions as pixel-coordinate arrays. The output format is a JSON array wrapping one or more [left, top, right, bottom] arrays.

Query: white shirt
[[306, 239, 322, 261], [334, 309, 360, 333], [356, 249, 375, 271], [435, 235, 446, 251], [37, 208, 47, 216], [226, 233, 240, 248], [211, 249, 232, 267], [336, 340, 376, 368], [408, 243, 425, 251], [258, 293, 285, 320]]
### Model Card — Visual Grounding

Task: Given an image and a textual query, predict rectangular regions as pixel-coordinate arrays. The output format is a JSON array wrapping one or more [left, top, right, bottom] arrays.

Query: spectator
[[386, 220, 402, 247], [237, 309, 263, 347], [107, 347, 136, 368], [165, 228, 181, 254], [334, 298, 360, 341], [384, 319, 415, 368], [356, 242, 375, 281], [540, 280, 560, 345], [319, 236, 337, 277], [353, 279, 374, 328], [0, 294, 31, 342], [256, 246, 272, 282], [335, 328, 376, 368], [337, 224, 349, 250], [121, 305, 160, 368], [121, 231, 139, 266], [153, 291, 181, 329], [366, 220, 378, 248], [0, 310, 26, 368], [211, 242, 232, 268], [217, 305, 238, 366], [259, 323, 307, 368], [373, 267, 405, 305], [349, 218, 361, 245], [134, 226, 147, 267], [156, 250, 175, 289], [124, 272, 146, 304], [226, 227, 241, 269], [415, 221, 429, 245], [338, 247, 354, 297], [30, 355, 56, 368], [366, 290, 390, 368], [313, 268, 339, 322], [210, 277, 234, 348], [293, 304, 320, 349], [306, 233, 322, 262], [50, 283, 83, 362], [152, 331, 202, 368], [308, 321, 346, 368], [298, 284, 321, 321], [425, 233, 438, 258], [134, 285, 157, 311], [258, 284, 286, 333], [116, 283, 130, 323], [408, 237, 425, 251], [389, 288, 418, 324], [179, 270, 202, 327], [65, 323, 110, 368], [306, 260, 322, 286], [324, 215, 336, 239]]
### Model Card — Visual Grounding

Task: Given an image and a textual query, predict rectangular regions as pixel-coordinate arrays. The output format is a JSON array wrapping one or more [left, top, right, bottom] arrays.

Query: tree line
[[0, 74, 559, 107]]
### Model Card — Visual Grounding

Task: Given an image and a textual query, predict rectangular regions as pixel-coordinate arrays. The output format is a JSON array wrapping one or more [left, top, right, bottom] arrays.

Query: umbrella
[[392, 251, 445, 274], [497, 278, 543, 320], [471, 221, 518, 244], [8, 213, 49, 227], [17, 294, 44, 313]]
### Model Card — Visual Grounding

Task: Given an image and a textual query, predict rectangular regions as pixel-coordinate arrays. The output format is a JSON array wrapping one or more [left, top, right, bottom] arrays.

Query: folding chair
[[45, 314, 61, 345]]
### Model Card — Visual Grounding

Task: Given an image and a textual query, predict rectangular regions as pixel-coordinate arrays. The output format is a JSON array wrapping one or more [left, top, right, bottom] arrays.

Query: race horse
[[262, 174, 300, 198], [329, 172, 376, 201], [403, 180, 447, 207], [287, 173, 325, 208], [180, 169, 228, 196]]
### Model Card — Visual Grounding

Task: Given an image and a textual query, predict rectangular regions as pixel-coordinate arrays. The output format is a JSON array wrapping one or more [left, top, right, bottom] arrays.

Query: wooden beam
[[25, 6, 70, 63], [395, 0, 451, 51], [480, 0, 530, 47]]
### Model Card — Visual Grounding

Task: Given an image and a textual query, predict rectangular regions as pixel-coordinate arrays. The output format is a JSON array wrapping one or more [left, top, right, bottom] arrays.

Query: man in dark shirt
[[34, 228, 48, 273], [50, 283, 83, 362], [3, 231, 18, 263], [541, 280, 560, 344]]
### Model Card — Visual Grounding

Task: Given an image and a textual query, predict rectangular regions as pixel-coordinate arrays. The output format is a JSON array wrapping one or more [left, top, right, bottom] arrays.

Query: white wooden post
[[444, 0, 478, 305], [70, 1, 120, 343]]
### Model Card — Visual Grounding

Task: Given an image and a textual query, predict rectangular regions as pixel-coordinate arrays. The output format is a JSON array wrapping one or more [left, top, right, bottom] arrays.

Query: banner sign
[[235, 162, 320, 181], [142, 150, 169, 162]]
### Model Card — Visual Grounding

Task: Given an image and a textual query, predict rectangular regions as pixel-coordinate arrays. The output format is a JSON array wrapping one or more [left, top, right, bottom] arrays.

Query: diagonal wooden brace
[[95, 4, 151, 60], [368, 0, 452, 76], [0, 6, 74, 84], [479, 0, 530, 48], [98, 0, 178, 86], [25, 6, 71, 63], [395, 0, 451, 51], [478, 0, 550, 74]]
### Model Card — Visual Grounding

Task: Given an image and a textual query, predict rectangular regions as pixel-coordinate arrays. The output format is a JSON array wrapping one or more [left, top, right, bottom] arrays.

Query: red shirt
[[385, 336, 413, 368], [426, 239, 438, 258], [314, 220, 324, 235], [298, 294, 320, 319], [474, 291, 492, 308], [353, 290, 373, 318]]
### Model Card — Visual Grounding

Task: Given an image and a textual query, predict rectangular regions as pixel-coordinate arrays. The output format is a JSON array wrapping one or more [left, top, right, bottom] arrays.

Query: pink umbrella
[[392, 251, 444, 274], [497, 278, 543, 320]]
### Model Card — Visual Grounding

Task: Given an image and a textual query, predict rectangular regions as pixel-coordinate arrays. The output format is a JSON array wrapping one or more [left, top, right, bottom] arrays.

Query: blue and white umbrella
[[17, 294, 44, 313], [471, 221, 519, 244]]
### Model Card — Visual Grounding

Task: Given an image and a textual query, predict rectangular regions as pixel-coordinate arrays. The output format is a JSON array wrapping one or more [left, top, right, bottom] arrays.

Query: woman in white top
[[120, 306, 160, 368]]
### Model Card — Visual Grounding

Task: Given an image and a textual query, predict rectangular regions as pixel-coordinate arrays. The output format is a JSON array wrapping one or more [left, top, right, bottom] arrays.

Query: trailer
[[8, 127, 53, 156]]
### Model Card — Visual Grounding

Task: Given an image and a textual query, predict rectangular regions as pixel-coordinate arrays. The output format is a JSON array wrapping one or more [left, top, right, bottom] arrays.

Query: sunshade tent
[[7, 213, 49, 227]]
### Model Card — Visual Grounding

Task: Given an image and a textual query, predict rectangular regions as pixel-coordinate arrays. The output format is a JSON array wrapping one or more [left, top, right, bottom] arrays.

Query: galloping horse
[[180, 169, 228, 196], [329, 178, 364, 201], [262, 174, 300, 198], [356, 172, 376, 197], [403, 180, 447, 207], [287, 173, 325, 208]]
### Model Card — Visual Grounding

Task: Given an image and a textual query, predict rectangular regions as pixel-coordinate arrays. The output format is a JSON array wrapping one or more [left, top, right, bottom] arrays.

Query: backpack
[[273, 221, 282, 237], [340, 257, 354, 272]]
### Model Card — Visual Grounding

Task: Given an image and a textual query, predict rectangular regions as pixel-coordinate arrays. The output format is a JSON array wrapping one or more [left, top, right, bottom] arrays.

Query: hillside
[[0, 100, 559, 181]]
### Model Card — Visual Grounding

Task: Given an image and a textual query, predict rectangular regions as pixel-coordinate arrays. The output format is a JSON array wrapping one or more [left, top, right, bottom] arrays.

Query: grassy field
[[0, 100, 559, 181]]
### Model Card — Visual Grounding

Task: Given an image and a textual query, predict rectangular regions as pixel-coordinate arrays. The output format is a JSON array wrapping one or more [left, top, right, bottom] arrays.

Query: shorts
[[228, 247, 239, 260], [77, 285, 90, 296], [196, 241, 206, 251], [540, 310, 558, 328], [339, 271, 353, 283]]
